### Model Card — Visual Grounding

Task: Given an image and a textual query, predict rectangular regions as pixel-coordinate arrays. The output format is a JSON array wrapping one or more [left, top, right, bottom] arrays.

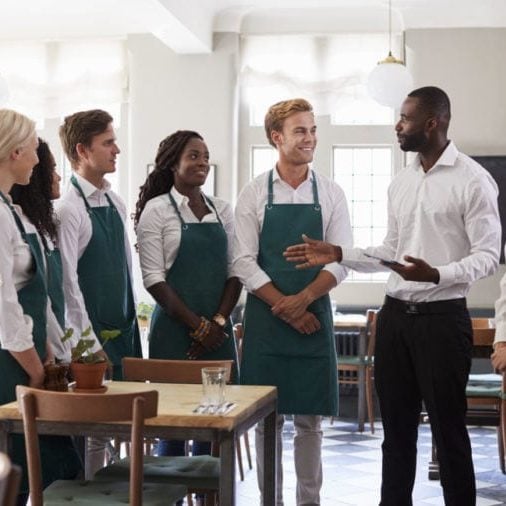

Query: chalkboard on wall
[[473, 156, 506, 263]]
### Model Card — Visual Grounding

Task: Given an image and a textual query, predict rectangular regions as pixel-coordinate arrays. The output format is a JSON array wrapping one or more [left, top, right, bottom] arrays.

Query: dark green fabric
[[43, 479, 187, 505], [95, 454, 219, 489], [149, 193, 237, 376], [44, 245, 65, 329], [240, 172, 338, 415], [71, 177, 141, 380], [0, 193, 81, 494]]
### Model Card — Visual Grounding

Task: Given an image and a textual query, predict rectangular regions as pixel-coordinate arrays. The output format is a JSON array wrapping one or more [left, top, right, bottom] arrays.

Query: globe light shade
[[367, 56, 413, 109], [0, 74, 9, 106]]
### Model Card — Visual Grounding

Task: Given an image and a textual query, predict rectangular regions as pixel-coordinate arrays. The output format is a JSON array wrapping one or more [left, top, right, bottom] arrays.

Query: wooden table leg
[[220, 433, 236, 505]]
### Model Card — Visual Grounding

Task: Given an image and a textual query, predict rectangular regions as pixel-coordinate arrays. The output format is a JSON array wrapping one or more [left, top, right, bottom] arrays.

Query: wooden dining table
[[0, 381, 278, 506]]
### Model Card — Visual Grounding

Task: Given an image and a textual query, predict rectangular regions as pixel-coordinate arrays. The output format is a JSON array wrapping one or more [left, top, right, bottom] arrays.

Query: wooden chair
[[426, 319, 506, 479], [336, 309, 378, 433], [15, 385, 186, 506], [97, 358, 234, 506], [232, 323, 254, 480], [0, 452, 21, 506]]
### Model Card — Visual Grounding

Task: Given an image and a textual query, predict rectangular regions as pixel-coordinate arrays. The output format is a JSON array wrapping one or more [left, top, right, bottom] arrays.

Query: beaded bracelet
[[190, 317, 211, 342]]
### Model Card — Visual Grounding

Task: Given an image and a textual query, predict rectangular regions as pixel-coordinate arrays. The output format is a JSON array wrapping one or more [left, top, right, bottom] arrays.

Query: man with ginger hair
[[233, 98, 352, 505]]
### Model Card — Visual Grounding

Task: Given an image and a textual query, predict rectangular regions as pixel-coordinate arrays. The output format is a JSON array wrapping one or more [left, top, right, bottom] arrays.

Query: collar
[[412, 141, 458, 173], [73, 172, 111, 198], [170, 186, 187, 207], [272, 165, 314, 184]]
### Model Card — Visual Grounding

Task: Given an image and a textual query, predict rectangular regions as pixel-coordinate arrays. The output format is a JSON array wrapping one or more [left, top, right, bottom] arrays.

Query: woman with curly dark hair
[[135, 131, 242, 483], [11, 139, 70, 361]]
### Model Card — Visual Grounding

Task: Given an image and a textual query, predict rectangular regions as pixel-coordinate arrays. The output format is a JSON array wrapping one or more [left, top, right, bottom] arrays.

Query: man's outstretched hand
[[283, 234, 341, 269]]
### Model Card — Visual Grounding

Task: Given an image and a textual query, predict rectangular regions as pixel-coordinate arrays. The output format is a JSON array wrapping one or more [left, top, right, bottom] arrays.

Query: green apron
[[40, 234, 65, 329], [0, 193, 81, 494], [240, 171, 338, 415], [71, 177, 141, 380], [149, 192, 237, 375]]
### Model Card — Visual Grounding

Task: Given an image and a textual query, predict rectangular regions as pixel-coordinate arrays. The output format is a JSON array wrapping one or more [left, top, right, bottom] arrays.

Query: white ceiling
[[1, 0, 505, 53]]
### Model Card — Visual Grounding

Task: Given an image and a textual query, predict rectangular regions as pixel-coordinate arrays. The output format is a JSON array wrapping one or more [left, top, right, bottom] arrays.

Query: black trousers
[[375, 297, 475, 506]]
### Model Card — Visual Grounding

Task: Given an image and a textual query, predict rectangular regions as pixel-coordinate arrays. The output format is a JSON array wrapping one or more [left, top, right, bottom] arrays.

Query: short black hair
[[408, 86, 451, 120]]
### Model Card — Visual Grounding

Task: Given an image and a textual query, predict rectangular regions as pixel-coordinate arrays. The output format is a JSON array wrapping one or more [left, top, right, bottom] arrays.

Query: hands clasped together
[[187, 319, 228, 360]]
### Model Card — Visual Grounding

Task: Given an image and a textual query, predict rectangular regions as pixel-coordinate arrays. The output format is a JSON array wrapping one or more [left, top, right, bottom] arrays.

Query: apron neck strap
[[71, 175, 117, 212], [267, 169, 320, 208], [168, 190, 222, 228], [0, 190, 28, 237]]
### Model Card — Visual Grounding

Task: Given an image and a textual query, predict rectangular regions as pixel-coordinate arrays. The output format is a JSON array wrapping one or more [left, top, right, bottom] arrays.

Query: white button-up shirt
[[55, 173, 133, 352], [341, 142, 501, 302], [0, 197, 65, 355], [136, 187, 236, 289], [233, 167, 352, 292]]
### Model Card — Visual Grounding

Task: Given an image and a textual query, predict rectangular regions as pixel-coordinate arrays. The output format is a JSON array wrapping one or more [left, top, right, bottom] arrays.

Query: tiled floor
[[235, 418, 506, 505]]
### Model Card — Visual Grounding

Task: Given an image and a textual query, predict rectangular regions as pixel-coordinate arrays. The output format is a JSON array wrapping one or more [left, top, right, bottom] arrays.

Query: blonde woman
[[0, 109, 80, 505]]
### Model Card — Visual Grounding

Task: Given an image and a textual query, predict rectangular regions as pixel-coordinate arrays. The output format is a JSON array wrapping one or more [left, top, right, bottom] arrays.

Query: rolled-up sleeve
[[232, 183, 270, 291], [0, 209, 34, 352]]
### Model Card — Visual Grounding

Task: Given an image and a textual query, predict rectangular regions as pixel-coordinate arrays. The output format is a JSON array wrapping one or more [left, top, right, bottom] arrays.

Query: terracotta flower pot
[[70, 361, 108, 391]]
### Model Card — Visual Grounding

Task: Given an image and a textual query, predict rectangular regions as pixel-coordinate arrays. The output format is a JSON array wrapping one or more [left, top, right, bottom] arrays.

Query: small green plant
[[62, 327, 121, 363]]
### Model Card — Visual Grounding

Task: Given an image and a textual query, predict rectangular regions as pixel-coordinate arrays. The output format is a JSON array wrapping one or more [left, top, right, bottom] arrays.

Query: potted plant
[[62, 327, 120, 392], [137, 301, 154, 330]]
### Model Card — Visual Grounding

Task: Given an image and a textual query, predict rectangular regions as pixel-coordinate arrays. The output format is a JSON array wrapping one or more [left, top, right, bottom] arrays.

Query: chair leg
[[365, 369, 375, 434], [502, 400, 506, 474], [235, 435, 245, 481], [243, 431, 253, 470]]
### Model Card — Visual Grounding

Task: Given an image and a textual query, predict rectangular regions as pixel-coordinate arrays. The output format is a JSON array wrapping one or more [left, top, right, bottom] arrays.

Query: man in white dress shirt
[[233, 98, 352, 505], [284, 87, 501, 506], [56, 109, 141, 477]]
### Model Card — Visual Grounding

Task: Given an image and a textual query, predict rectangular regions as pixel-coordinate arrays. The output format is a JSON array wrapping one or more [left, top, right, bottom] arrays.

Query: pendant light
[[367, 0, 413, 109]]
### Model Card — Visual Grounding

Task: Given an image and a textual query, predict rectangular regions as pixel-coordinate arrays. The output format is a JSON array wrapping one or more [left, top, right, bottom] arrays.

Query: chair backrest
[[122, 357, 233, 384], [471, 317, 494, 329], [15, 386, 158, 506]]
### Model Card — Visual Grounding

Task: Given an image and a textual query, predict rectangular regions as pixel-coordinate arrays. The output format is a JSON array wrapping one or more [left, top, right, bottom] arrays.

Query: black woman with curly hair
[[134, 130, 242, 475], [10, 139, 70, 362]]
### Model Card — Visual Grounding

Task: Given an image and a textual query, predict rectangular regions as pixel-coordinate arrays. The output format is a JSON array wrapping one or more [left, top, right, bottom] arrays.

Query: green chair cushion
[[338, 355, 373, 366], [43, 479, 186, 505], [94, 455, 220, 490], [467, 373, 503, 399]]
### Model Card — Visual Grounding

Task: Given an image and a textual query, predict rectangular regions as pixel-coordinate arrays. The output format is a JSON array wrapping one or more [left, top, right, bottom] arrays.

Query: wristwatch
[[212, 313, 227, 327]]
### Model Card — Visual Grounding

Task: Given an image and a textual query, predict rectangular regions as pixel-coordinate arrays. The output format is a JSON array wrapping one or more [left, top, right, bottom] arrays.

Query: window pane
[[251, 146, 277, 179], [333, 145, 392, 282]]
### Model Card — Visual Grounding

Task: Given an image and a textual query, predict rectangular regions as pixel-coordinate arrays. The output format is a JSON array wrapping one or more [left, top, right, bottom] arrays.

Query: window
[[333, 146, 392, 282]]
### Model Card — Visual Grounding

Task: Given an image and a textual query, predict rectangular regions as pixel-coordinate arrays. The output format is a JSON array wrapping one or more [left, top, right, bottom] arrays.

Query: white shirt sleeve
[[436, 175, 500, 286], [341, 188, 400, 272], [0, 205, 34, 352], [320, 180, 352, 284], [137, 196, 180, 289], [218, 199, 237, 279], [232, 182, 270, 292], [56, 199, 103, 353]]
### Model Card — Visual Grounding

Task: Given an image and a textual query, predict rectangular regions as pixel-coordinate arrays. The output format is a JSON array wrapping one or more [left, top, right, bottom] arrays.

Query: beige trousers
[[256, 414, 323, 506]]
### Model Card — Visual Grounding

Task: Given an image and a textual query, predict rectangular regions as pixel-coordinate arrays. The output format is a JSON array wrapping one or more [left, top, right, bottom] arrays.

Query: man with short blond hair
[[233, 98, 352, 505]]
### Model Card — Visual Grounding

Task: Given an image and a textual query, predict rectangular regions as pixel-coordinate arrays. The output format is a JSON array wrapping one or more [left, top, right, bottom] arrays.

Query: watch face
[[214, 315, 226, 327]]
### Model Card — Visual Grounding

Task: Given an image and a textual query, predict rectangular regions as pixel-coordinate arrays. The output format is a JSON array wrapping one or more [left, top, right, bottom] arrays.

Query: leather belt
[[384, 295, 467, 315]]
